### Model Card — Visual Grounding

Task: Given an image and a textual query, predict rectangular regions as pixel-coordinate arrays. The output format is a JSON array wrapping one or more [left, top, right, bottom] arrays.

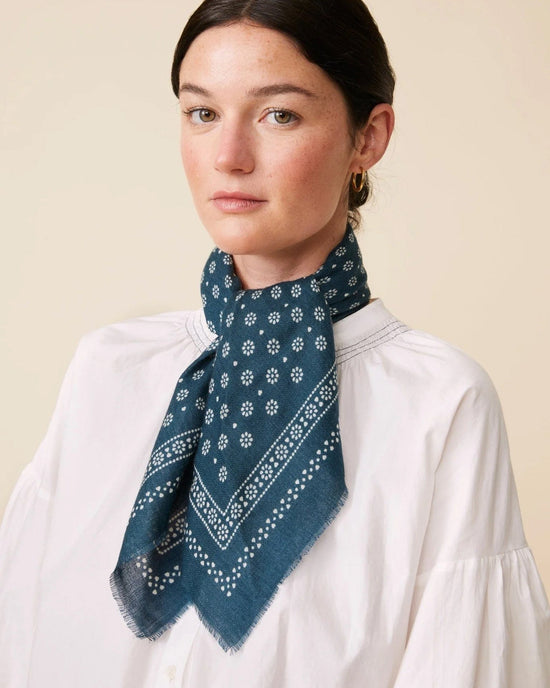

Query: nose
[[214, 120, 255, 175]]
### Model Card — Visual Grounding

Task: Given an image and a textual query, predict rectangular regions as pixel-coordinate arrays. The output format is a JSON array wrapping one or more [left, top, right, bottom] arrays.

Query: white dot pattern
[[112, 224, 371, 652]]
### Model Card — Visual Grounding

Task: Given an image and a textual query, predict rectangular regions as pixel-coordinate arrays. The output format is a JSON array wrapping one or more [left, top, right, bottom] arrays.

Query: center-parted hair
[[171, 0, 395, 223]]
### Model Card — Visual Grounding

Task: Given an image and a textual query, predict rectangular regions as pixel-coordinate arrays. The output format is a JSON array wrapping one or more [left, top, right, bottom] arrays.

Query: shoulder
[[392, 326, 497, 398], [395, 327, 505, 436], [336, 299, 500, 413], [72, 308, 214, 375]]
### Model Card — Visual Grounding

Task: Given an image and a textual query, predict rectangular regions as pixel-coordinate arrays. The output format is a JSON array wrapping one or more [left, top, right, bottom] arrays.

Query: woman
[[1, 0, 549, 686]]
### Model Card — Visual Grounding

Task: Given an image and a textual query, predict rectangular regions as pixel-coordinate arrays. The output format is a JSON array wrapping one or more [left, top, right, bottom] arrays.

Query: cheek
[[269, 133, 350, 203], [180, 138, 205, 190], [179, 147, 195, 181]]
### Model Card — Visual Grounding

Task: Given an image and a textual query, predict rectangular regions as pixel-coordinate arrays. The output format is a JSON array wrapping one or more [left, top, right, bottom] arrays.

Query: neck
[[232, 222, 348, 290]]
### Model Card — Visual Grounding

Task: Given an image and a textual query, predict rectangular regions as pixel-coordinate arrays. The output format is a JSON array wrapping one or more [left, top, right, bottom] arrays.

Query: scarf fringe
[[109, 571, 189, 643], [110, 488, 348, 652]]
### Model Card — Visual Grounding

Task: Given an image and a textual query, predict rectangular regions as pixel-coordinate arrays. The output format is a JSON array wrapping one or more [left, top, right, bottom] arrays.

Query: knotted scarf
[[111, 224, 371, 652]]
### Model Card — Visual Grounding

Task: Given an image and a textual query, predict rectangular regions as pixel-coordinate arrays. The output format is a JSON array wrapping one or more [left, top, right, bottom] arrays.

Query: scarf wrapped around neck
[[111, 224, 371, 652]]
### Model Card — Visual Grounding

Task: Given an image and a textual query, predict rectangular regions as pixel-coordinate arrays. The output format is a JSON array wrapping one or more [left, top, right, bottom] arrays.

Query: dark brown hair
[[171, 0, 395, 225]]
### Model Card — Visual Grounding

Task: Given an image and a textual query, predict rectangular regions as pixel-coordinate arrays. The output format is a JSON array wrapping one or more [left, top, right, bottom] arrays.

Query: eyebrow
[[178, 82, 318, 99]]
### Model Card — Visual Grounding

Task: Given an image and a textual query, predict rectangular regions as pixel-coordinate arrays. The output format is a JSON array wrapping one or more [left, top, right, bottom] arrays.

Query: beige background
[[1, 0, 549, 594]]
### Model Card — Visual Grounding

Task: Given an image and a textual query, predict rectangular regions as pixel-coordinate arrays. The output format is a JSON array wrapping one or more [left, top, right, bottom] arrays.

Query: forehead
[[178, 21, 340, 100]]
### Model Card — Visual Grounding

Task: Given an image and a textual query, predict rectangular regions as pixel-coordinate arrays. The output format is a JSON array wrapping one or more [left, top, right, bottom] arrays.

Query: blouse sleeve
[[393, 364, 550, 687], [0, 341, 80, 684]]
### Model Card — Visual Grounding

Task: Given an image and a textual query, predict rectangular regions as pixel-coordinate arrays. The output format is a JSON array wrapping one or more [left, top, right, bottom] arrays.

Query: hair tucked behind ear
[[171, 0, 395, 226]]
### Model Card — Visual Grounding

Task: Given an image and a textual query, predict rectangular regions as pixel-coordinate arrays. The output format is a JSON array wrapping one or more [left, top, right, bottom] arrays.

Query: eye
[[183, 108, 217, 124], [265, 109, 298, 126]]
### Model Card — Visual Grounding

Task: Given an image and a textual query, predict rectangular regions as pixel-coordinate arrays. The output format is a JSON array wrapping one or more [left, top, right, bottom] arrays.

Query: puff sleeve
[[393, 367, 550, 686]]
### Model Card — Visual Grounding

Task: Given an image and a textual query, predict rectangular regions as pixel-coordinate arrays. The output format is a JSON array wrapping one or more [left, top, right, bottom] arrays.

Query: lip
[[211, 190, 266, 213], [211, 191, 264, 201]]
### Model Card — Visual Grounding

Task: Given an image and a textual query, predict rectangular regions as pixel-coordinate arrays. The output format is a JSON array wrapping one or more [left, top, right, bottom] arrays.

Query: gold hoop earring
[[351, 169, 367, 193]]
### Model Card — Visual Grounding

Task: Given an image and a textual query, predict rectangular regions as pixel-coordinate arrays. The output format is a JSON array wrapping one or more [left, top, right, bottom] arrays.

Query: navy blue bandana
[[111, 225, 370, 652]]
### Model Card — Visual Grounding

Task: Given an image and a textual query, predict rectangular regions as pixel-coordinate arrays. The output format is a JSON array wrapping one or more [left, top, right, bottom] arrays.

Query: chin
[[202, 215, 277, 257]]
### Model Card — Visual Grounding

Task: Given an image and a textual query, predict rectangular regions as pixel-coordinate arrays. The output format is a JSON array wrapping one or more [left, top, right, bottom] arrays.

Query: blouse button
[[165, 665, 177, 682]]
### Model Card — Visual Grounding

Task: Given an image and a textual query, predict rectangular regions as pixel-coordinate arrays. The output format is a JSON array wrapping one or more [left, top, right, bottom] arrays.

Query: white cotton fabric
[[1, 297, 549, 688]]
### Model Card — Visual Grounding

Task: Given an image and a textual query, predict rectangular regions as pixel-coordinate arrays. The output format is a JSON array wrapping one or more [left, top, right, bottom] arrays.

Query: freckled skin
[[178, 22, 393, 288]]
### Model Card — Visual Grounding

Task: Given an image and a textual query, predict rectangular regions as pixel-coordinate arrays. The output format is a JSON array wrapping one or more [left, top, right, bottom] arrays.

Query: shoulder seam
[[336, 321, 409, 364]]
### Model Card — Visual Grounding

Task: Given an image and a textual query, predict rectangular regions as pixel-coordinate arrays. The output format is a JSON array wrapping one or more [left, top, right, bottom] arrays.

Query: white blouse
[[1, 298, 549, 687]]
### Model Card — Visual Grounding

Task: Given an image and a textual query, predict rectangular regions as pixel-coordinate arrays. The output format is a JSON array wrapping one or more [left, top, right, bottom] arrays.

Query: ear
[[350, 104, 395, 174]]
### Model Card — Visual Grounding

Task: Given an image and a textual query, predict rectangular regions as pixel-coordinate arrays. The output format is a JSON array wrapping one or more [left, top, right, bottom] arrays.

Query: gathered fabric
[[110, 224, 371, 652]]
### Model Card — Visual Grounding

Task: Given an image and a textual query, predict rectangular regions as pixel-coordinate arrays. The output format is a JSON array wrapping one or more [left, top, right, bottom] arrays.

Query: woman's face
[[178, 22, 364, 281]]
